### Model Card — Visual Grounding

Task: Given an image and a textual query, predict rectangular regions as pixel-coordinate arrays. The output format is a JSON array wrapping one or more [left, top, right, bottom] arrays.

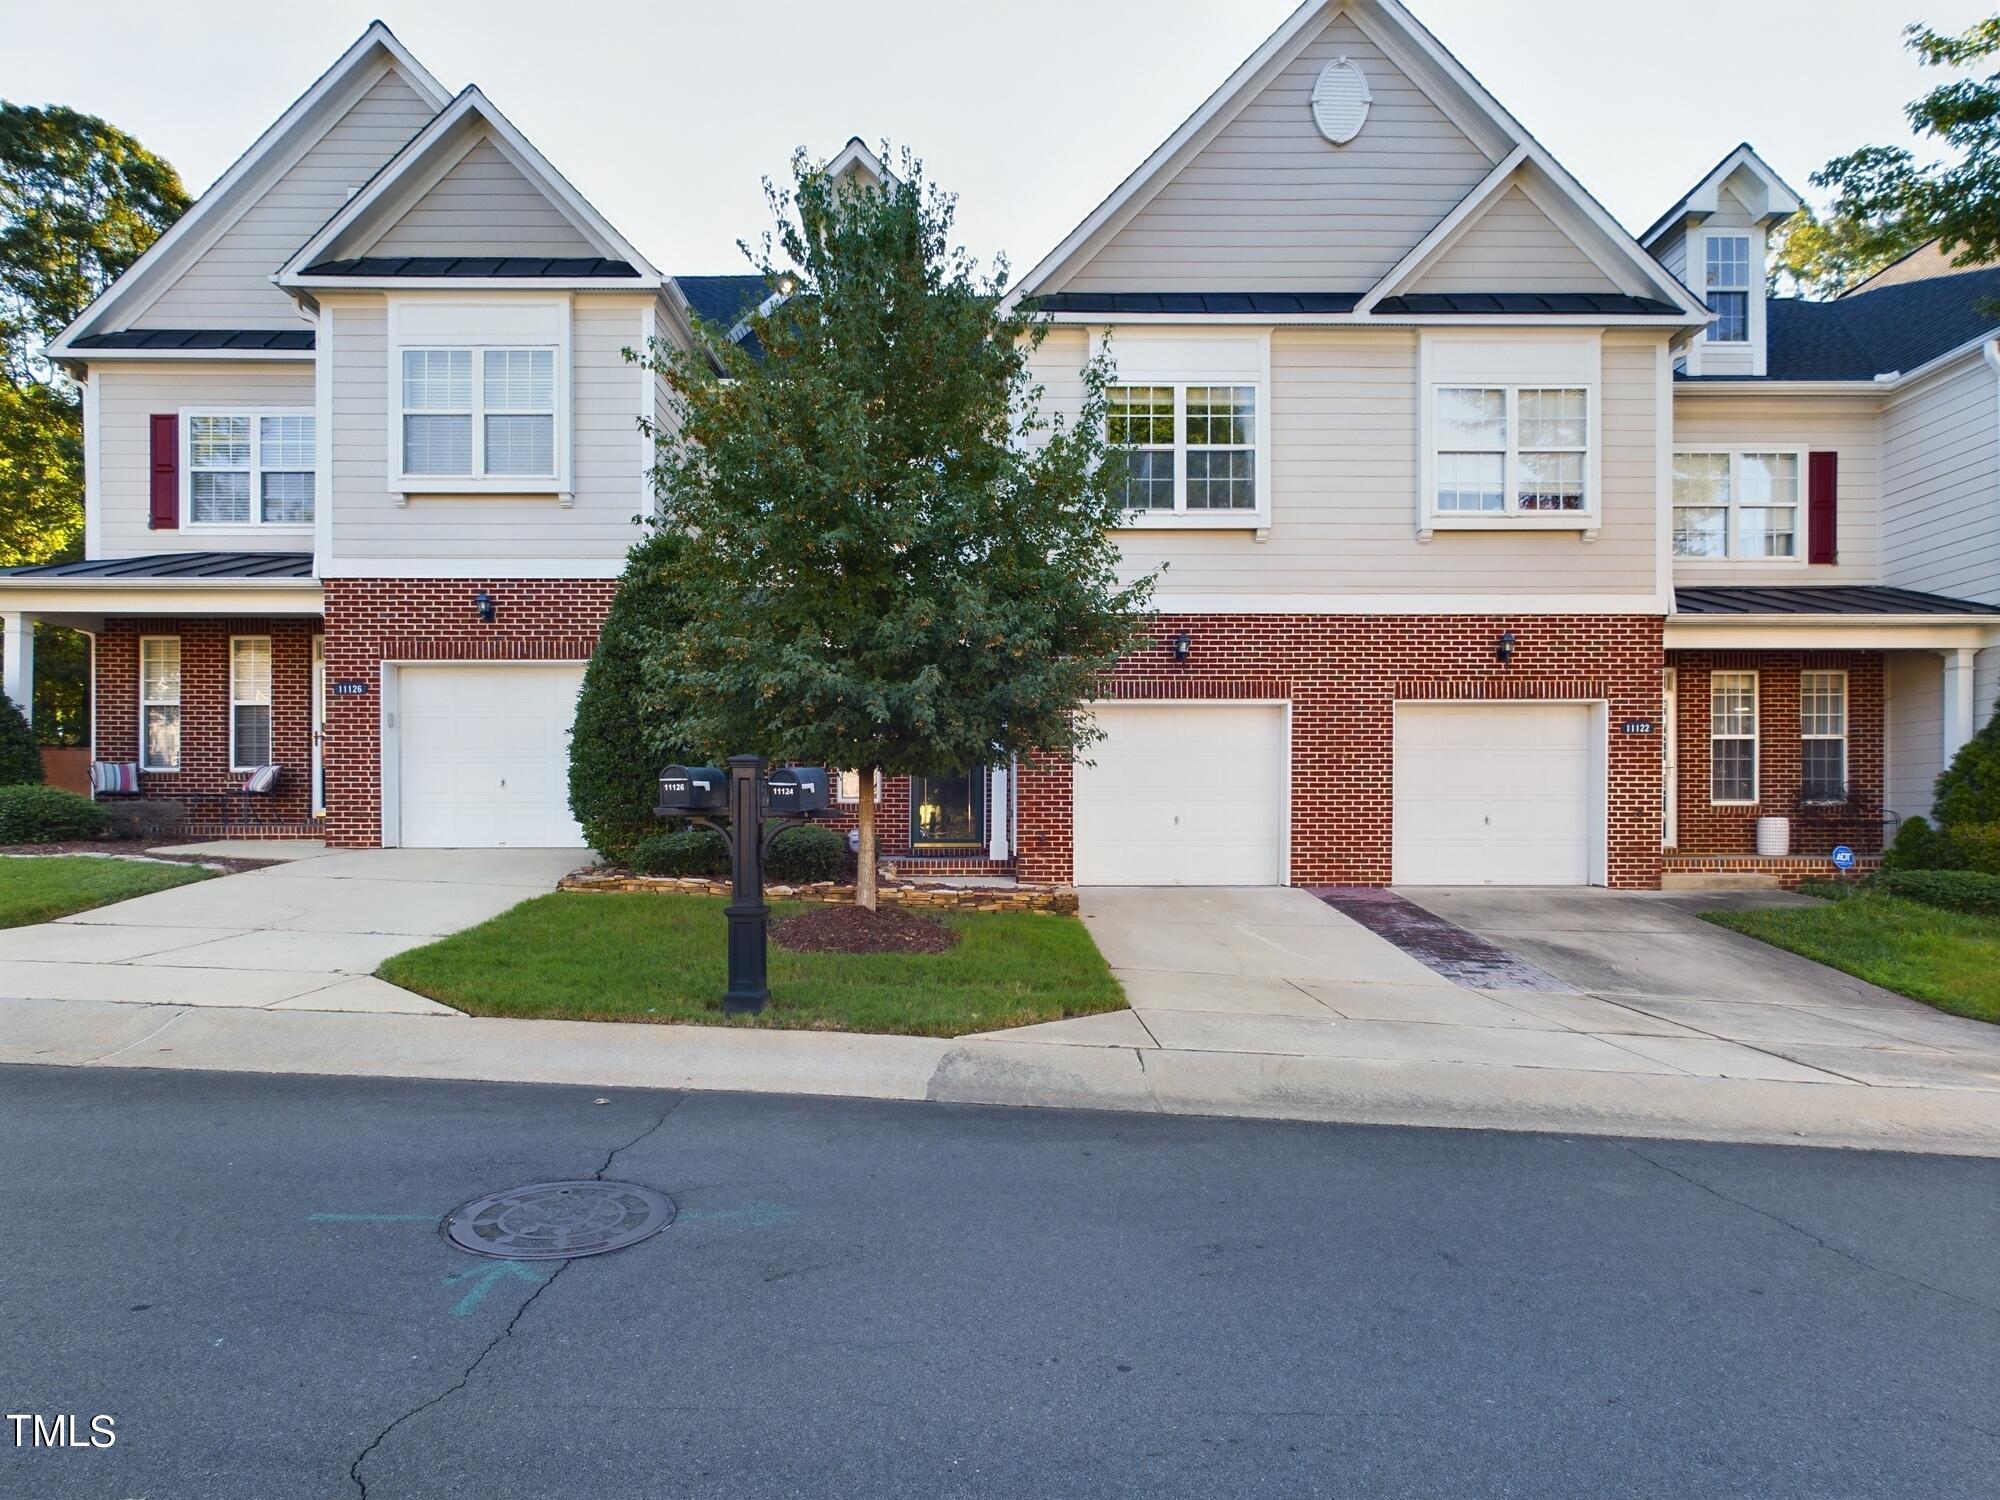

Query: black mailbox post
[[657, 755, 828, 1014]]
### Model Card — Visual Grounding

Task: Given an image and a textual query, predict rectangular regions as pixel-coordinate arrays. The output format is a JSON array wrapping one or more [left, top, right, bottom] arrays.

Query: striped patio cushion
[[90, 762, 141, 794], [241, 764, 282, 794]]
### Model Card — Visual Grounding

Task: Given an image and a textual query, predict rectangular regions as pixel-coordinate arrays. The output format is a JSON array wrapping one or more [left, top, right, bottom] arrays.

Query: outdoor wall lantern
[[474, 591, 497, 624], [1495, 631, 1517, 665], [1171, 632, 1193, 663]]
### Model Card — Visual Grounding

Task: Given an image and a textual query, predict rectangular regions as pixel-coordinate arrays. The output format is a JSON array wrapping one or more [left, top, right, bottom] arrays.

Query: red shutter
[[148, 414, 179, 530], [1807, 450, 1837, 564]]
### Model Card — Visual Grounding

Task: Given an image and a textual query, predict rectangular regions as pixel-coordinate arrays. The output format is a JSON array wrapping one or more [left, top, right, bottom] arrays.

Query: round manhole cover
[[443, 1180, 675, 1260]]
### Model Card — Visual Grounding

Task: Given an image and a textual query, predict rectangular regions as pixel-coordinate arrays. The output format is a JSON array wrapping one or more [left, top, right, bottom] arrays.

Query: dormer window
[[1704, 235, 1751, 343]]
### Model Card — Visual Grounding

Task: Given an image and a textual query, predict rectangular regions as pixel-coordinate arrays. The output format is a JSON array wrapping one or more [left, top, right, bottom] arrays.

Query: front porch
[[0, 553, 324, 839], [1664, 586, 2000, 880]]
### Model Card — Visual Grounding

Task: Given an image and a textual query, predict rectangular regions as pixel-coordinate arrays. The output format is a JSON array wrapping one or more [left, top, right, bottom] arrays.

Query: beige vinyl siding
[[327, 293, 652, 562], [134, 70, 434, 330], [1409, 187, 1619, 294], [366, 139, 597, 257], [91, 362, 316, 556], [1885, 650, 1944, 821], [1671, 391, 1881, 585], [1685, 185, 1762, 378], [1039, 327, 1663, 596], [1653, 227, 1688, 284], [1057, 14, 1495, 294], [1880, 355, 2000, 604]]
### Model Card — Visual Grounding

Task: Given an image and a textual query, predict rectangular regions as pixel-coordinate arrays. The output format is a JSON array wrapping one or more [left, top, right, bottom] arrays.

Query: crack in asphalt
[[348, 1090, 689, 1498], [1617, 1141, 2000, 1319]]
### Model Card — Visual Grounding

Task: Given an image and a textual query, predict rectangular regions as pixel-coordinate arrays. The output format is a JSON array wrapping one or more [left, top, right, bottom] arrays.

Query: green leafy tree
[[1767, 206, 1931, 299], [1931, 702, 2000, 827], [0, 693, 42, 785], [1805, 16, 2000, 298], [638, 148, 1155, 908]]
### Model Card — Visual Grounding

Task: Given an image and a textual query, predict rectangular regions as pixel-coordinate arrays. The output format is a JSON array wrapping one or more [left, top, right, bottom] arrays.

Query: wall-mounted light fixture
[[475, 591, 497, 624], [1495, 631, 1516, 665], [1171, 632, 1193, 663]]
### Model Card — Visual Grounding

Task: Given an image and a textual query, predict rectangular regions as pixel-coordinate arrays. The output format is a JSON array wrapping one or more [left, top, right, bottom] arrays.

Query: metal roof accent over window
[[1373, 293, 1683, 316], [0, 551, 316, 581], [300, 255, 640, 278], [69, 329, 315, 351], [1026, 291, 1364, 315], [1675, 585, 2000, 617], [1311, 58, 1371, 144], [1020, 291, 1679, 317]]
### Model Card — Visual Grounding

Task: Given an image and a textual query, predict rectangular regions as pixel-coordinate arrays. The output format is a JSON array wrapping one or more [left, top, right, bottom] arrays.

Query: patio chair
[[88, 761, 142, 800]]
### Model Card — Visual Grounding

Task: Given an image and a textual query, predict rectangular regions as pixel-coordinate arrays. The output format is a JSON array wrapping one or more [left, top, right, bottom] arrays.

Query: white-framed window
[[1800, 669, 1847, 805], [835, 769, 883, 804], [230, 636, 273, 771], [1710, 670, 1758, 805], [1704, 234, 1751, 343], [1431, 385, 1589, 518], [1107, 382, 1261, 516], [184, 411, 315, 526], [1672, 449, 1803, 560], [139, 636, 181, 773], [399, 346, 556, 481]]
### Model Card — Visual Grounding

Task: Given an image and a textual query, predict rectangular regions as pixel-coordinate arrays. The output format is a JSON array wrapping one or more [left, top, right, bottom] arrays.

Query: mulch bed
[[771, 903, 960, 955], [0, 841, 286, 875]]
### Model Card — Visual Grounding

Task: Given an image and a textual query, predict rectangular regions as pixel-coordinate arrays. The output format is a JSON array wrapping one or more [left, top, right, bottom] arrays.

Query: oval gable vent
[[1311, 58, 1371, 144]]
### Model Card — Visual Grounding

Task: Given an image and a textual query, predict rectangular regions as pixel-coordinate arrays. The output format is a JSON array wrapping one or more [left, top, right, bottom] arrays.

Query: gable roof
[[278, 86, 661, 288], [1640, 142, 1802, 249], [49, 23, 450, 361], [1012, 0, 1705, 322], [1681, 267, 2000, 382]]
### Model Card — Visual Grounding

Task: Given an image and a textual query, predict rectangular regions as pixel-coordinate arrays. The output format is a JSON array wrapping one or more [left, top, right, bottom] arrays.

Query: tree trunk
[[855, 767, 879, 912]]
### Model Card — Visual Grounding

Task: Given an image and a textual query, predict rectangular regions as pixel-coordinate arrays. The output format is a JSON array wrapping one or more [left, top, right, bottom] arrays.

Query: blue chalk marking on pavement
[[443, 1259, 549, 1315]]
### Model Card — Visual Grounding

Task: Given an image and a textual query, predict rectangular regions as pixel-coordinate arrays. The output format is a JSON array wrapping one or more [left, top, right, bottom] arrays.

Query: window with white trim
[[1710, 670, 1758, 804], [186, 412, 315, 526], [1704, 234, 1751, 343], [1107, 383, 1259, 515], [1800, 670, 1847, 804], [1673, 450, 1801, 559], [399, 346, 556, 480], [1432, 385, 1588, 517], [230, 636, 273, 771], [140, 636, 181, 773]]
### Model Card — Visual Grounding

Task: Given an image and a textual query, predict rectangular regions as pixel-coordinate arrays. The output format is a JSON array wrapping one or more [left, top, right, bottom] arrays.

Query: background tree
[[1777, 15, 2000, 299], [0, 103, 188, 746], [638, 148, 1154, 910]]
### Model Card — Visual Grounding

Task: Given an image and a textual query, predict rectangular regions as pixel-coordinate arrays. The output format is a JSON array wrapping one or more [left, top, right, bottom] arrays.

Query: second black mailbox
[[657, 765, 729, 816], [763, 767, 829, 816]]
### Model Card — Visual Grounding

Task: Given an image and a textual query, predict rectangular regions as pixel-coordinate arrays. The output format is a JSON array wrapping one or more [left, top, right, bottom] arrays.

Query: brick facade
[[94, 617, 318, 828], [1667, 650, 1887, 857], [1017, 614, 1667, 889]]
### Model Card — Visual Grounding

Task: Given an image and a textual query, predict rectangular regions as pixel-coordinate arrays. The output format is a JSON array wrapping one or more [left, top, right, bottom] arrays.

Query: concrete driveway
[[1054, 885, 2000, 1093], [0, 843, 585, 1016]]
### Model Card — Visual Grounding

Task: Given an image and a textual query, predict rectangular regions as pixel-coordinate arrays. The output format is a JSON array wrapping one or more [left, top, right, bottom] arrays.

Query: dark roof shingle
[[70, 329, 315, 351], [1687, 267, 2000, 382], [1675, 584, 2000, 617]]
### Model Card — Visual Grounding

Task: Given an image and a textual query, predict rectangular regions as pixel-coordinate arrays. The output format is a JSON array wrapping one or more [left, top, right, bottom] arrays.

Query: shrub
[[96, 799, 187, 842], [1796, 877, 1859, 902], [1876, 868, 2000, 917], [568, 528, 696, 858], [1948, 821, 2000, 877], [0, 696, 43, 787], [1882, 814, 1963, 873], [627, 826, 729, 878], [0, 785, 106, 843], [766, 824, 845, 884], [1932, 704, 2000, 827]]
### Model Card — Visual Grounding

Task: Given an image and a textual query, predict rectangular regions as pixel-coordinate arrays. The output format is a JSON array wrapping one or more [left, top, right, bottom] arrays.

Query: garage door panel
[[396, 664, 587, 849], [1394, 704, 1595, 887]]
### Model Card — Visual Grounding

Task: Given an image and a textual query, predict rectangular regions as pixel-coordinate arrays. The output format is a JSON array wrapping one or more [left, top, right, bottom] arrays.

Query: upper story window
[[1433, 386, 1588, 516], [1107, 382, 1260, 516], [1704, 234, 1751, 343], [400, 347, 556, 480], [1673, 450, 1801, 560], [185, 412, 314, 527]]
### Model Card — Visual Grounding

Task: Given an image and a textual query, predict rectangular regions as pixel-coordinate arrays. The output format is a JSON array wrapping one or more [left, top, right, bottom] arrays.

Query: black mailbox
[[764, 767, 829, 816], [657, 764, 728, 816]]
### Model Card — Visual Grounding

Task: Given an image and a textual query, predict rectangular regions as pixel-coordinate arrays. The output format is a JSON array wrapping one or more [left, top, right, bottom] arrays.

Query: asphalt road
[[1, 1066, 1995, 1499]]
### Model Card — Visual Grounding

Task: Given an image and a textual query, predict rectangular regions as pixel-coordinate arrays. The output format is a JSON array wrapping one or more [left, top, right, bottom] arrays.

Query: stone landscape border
[[560, 870, 1079, 914]]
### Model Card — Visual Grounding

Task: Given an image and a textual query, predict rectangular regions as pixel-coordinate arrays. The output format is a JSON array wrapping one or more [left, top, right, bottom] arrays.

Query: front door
[[911, 769, 985, 850], [311, 635, 326, 818], [1663, 668, 1678, 849]]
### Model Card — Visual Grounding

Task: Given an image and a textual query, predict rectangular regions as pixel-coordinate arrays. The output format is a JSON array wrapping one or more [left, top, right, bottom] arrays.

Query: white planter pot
[[1755, 816, 1792, 858]]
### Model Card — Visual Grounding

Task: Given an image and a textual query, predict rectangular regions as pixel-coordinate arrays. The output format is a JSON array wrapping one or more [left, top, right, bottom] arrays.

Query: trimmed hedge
[[1945, 821, 2000, 877], [0, 785, 106, 843], [1875, 867, 2000, 917], [628, 827, 729, 878], [1882, 814, 1963, 873], [767, 825, 845, 883], [0, 697, 43, 787]]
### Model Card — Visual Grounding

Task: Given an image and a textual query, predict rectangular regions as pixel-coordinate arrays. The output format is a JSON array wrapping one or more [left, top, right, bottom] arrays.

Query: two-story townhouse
[[9, 0, 2000, 891]]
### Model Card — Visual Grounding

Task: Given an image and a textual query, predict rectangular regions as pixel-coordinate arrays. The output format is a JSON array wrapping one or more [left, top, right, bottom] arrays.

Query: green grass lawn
[[0, 855, 213, 928], [1705, 893, 2000, 1024], [378, 892, 1128, 1037]]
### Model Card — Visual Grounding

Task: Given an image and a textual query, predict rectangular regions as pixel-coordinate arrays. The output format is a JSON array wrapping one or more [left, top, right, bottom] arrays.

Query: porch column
[[1, 612, 33, 726], [988, 763, 1011, 861], [1942, 647, 1978, 761]]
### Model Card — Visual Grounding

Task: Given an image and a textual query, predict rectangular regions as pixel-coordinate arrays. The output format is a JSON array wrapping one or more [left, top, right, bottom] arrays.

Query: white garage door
[[396, 664, 588, 848], [1073, 704, 1286, 886], [1393, 703, 1595, 886]]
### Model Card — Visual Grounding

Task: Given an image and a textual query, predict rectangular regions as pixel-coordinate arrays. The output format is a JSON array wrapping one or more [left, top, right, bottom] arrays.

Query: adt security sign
[[1831, 845, 1856, 871]]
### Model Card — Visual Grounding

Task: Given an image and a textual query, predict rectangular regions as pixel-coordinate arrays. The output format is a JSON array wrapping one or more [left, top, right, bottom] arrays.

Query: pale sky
[[1, 0, 1989, 280]]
